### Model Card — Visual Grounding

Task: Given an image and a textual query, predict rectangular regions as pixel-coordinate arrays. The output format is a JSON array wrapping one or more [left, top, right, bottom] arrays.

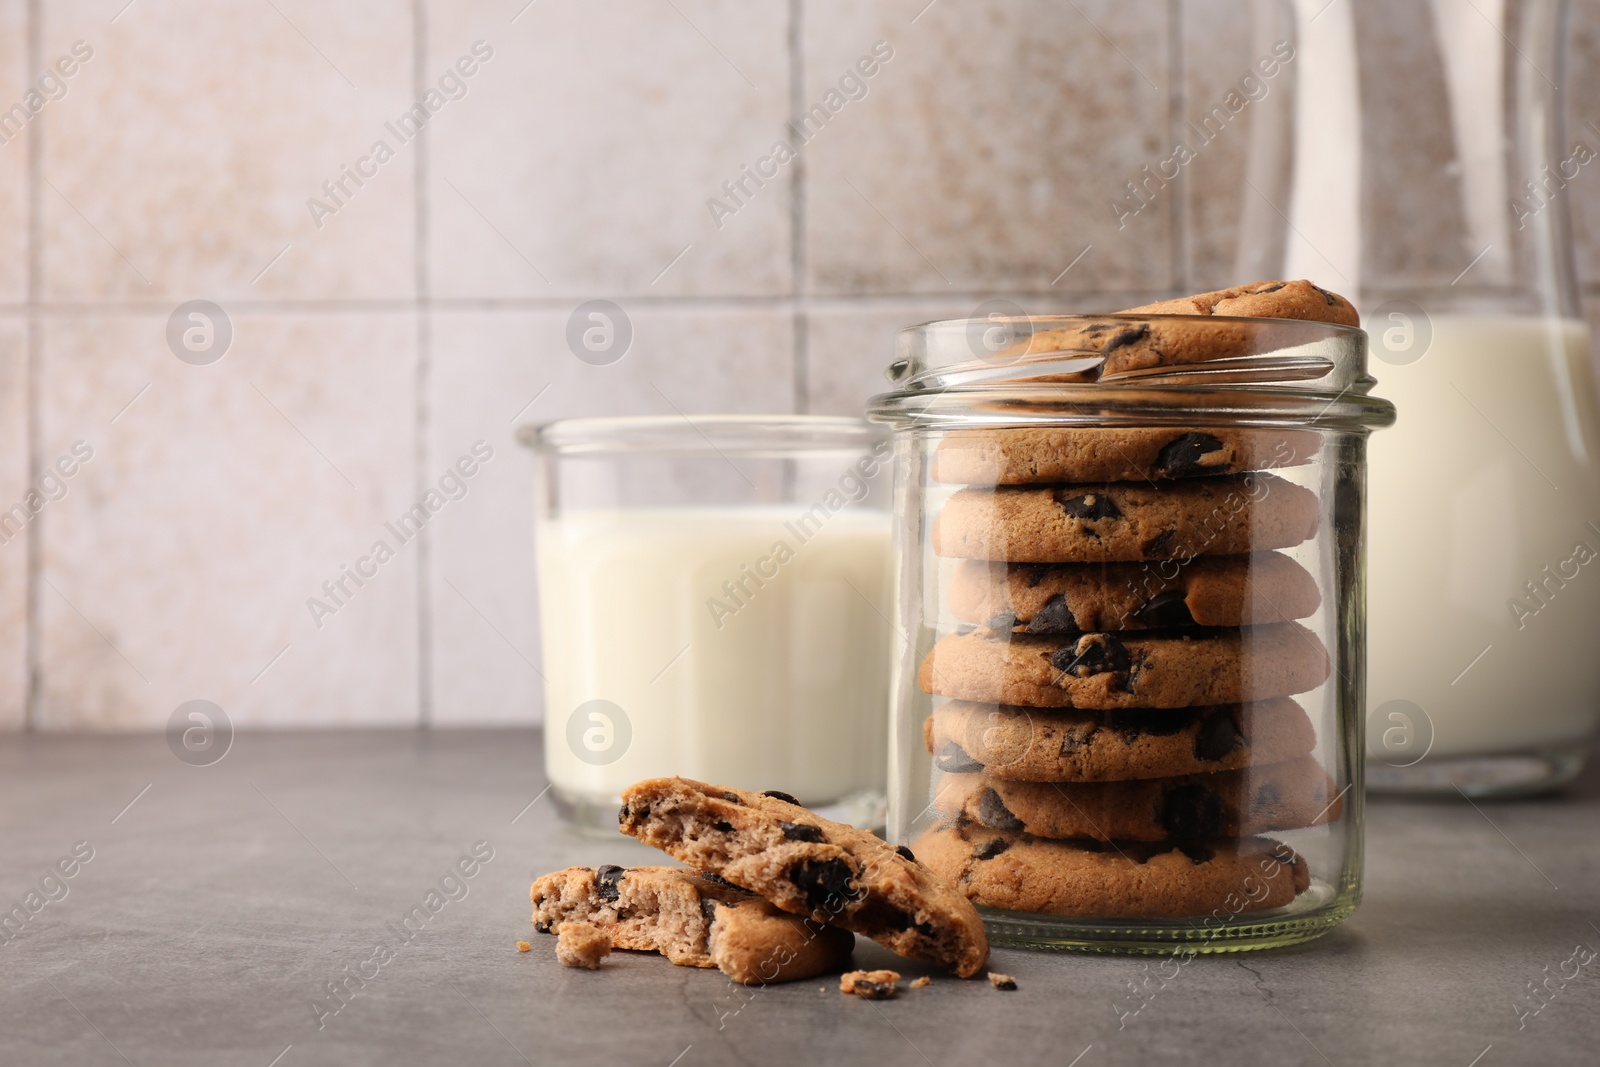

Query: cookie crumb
[[515, 940, 532, 952], [988, 972, 1017, 990], [840, 969, 901, 999], [909, 976, 931, 989], [555, 923, 612, 970]]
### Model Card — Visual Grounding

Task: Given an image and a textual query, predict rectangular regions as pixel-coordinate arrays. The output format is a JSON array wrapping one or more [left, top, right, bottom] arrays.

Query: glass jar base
[[1367, 743, 1591, 798], [978, 881, 1357, 955]]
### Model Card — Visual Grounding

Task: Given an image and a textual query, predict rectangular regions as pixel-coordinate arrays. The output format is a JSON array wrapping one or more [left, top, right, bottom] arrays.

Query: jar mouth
[[870, 313, 1395, 430], [518, 414, 888, 456]]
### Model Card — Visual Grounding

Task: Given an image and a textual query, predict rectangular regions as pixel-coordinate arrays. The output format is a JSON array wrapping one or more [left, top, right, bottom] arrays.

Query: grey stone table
[[2, 730, 1597, 1067]]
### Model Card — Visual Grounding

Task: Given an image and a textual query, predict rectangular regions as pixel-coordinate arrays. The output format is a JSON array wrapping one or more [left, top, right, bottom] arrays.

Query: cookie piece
[[932, 474, 1320, 563], [919, 624, 1329, 709], [925, 698, 1317, 782], [840, 969, 900, 999], [988, 973, 1018, 990], [991, 280, 1358, 380], [914, 821, 1310, 919], [555, 922, 612, 970], [950, 552, 1321, 634], [531, 865, 853, 985], [618, 778, 989, 977], [933, 426, 1320, 485], [940, 756, 1340, 842]]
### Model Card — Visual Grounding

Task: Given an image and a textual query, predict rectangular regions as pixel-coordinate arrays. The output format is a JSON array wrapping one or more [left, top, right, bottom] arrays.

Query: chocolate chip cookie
[[531, 864, 854, 984], [932, 473, 1321, 563], [991, 279, 1359, 380], [914, 819, 1311, 919], [949, 552, 1321, 634], [938, 756, 1340, 842], [925, 698, 1317, 782], [618, 778, 989, 977], [919, 623, 1329, 710], [933, 426, 1320, 485]]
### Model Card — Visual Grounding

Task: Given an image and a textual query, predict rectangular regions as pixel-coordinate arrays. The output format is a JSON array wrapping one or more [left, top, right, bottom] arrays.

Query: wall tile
[[39, 0, 415, 304], [36, 311, 419, 728], [1567, 0, 1600, 290], [0, 318, 25, 729], [802, 0, 1174, 297], [0, 0, 26, 305], [426, 0, 792, 300], [426, 306, 795, 724]]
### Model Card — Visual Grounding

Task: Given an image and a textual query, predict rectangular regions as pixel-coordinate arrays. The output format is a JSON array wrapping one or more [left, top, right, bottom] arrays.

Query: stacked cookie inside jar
[[909, 402, 1342, 925]]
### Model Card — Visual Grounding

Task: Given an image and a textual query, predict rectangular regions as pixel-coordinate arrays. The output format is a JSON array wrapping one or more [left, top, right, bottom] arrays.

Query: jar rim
[[871, 313, 1396, 430], [517, 414, 888, 455]]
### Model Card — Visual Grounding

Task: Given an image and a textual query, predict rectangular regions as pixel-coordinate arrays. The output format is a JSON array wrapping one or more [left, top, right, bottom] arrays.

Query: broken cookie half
[[531, 864, 852, 985], [619, 777, 989, 977]]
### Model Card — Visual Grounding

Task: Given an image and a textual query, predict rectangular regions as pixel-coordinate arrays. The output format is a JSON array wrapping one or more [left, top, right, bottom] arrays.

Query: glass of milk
[[519, 416, 893, 833]]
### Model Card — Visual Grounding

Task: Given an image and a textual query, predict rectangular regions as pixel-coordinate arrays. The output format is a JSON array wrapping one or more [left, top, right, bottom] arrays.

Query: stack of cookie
[[911, 280, 1355, 922]]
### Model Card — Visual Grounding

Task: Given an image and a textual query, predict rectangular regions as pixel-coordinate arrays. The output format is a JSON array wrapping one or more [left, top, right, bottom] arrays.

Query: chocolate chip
[[1252, 282, 1286, 294], [1022, 565, 1049, 588], [700, 871, 732, 887], [534, 919, 553, 934], [596, 864, 626, 903], [1162, 784, 1227, 840], [1254, 783, 1282, 810], [1053, 490, 1122, 521], [1155, 432, 1226, 477], [933, 742, 984, 774], [989, 974, 1019, 991], [714, 821, 735, 833], [1025, 594, 1079, 634], [1310, 283, 1338, 306], [700, 898, 719, 926], [1141, 530, 1178, 558], [977, 788, 1025, 833], [1050, 633, 1130, 676], [780, 821, 825, 843], [1178, 842, 1214, 865], [1058, 730, 1083, 755], [1132, 589, 1196, 628], [1102, 323, 1150, 352], [987, 612, 1018, 632], [723, 792, 742, 803], [790, 858, 860, 912], [761, 790, 801, 805], [896, 845, 916, 862], [1194, 709, 1240, 761], [973, 837, 1011, 860]]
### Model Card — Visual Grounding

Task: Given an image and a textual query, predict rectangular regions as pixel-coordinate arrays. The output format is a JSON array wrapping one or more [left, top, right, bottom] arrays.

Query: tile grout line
[[1167, 0, 1186, 291], [23, 0, 42, 732], [788, 0, 809, 415], [413, 0, 433, 729]]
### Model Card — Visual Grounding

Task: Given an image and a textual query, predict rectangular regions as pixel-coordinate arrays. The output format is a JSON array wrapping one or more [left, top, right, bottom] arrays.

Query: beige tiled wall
[[5, 0, 1600, 729]]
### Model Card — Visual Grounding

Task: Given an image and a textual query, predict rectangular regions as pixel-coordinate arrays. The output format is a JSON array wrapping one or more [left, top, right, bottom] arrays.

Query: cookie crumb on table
[[515, 940, 531, 952], [555, 923, 612, 970], [840, 970, 901, 999], [988, 972, 1018, 990], [910, 976, 932, 989]]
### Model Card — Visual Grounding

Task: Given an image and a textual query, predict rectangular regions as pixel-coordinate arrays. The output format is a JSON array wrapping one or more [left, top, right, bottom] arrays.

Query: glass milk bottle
[[1240, 0, 1600, 793]]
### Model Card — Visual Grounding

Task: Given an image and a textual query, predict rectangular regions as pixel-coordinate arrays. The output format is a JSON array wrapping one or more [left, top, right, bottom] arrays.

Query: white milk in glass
[[1368, 314, 1600, 759], [538, 506, 891, 806]]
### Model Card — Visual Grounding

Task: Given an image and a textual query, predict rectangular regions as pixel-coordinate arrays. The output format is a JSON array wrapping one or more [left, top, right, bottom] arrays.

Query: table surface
[[2, 729, 1597, 1067]]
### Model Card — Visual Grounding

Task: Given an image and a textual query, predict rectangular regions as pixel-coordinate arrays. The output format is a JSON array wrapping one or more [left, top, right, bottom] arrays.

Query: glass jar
[[870, 314, 1394, 951], [518, 415, 894, 834]]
